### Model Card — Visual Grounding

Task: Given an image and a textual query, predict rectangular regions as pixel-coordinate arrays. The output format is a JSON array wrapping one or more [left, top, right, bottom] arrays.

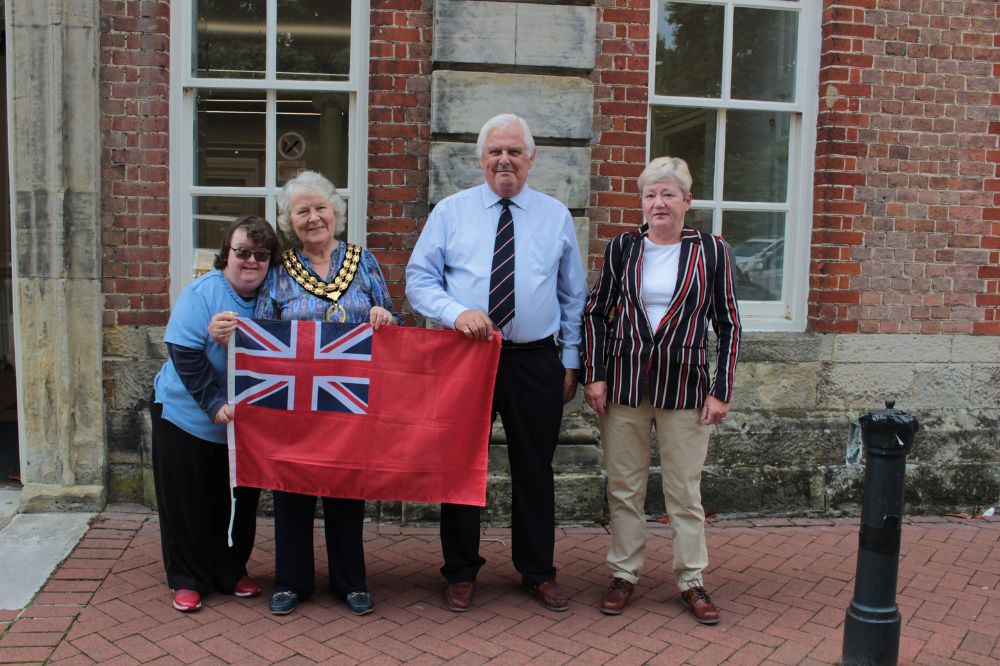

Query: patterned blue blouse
[[254, 243, 398, 324]]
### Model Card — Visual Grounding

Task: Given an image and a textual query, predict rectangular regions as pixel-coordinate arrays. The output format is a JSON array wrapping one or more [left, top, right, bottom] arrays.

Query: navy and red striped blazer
[[582, 225, 741, 410]]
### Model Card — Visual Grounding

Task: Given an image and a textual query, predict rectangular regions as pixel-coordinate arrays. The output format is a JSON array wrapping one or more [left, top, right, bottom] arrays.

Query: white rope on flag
[[226, 321, 239, 548]]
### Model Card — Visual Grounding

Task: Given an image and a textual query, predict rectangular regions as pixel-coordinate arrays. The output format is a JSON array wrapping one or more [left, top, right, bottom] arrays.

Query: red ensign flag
[[227, 319, 501, 507]]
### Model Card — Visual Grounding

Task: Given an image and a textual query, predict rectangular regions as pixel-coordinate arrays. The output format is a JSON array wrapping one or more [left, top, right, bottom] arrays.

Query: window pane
[[731, 8, 798, 102], [650, 107, 717, 200], [195, 90, 266, 188], [193, 197, 267, 276], [723, 111, 790, 203], [722, 211, 784, 302], [655, 2, 723, 98], [194, 0, 266, 79], [278, 0, 352, 80], [276, 92, 350, 187], [686, 208, 713, 235]]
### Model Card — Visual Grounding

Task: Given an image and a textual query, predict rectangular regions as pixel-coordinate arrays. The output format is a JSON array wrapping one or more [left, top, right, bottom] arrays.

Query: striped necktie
[[488, 198, 515, 329]]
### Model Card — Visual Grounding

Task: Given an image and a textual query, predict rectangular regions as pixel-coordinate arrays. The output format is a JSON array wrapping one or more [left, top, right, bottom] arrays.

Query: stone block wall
[[104, 326, 165, 503], [704, 333, 1000, 518], [110, 327, 1000, 522], [427, 0, 595, 214]]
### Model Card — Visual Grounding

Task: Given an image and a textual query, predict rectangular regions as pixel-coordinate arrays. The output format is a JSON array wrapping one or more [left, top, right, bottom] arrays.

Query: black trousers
[[440, 341, 564, 585], [272, 490, 367, 599], [150, 399, 259, 595]]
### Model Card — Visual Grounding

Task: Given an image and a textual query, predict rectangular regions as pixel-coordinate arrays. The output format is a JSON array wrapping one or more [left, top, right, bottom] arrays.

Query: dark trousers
[[150, 400, 259, 595], [273, 490, 367, 599], [440, 341, 564, 585]]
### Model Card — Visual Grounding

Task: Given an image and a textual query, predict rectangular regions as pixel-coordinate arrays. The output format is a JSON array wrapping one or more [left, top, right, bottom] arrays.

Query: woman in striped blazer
[[582, 156, 741, 623]]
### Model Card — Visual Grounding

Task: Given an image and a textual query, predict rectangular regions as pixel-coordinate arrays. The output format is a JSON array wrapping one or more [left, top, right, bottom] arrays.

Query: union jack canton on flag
[[232, 318, 372, 414]]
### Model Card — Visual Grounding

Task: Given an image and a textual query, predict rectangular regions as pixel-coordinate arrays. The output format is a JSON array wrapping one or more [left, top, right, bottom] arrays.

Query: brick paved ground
[[0, 505, 997, 665]]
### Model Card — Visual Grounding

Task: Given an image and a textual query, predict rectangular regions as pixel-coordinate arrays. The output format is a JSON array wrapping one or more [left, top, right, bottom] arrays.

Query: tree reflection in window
[[194, 0, 352, 80], [654, 3, 723, 98], [196, 0, 267, 78]]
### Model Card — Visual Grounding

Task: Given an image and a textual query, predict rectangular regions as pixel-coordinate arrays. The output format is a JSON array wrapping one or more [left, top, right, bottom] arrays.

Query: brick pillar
[[367, 0, 434, 321], [589, 0, 650, 275]]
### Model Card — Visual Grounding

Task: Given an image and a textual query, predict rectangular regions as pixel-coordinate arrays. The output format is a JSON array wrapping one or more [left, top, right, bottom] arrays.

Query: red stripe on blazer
[[582, 225, 742, 410]]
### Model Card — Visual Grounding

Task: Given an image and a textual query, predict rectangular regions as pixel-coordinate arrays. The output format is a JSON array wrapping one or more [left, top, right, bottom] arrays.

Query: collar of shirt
[[480, 183, 531, 213]]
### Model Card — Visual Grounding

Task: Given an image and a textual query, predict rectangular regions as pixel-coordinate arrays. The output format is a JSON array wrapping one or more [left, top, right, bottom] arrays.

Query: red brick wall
[[367, 0, 433, 322], [813, 0, 1000, 334], [589, 0, 651, 274], [97, 1, 1000, 336], [100, 0, 172, 327]]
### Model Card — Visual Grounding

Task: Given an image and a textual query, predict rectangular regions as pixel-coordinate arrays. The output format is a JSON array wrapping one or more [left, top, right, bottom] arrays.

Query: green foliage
[[654, 3, 723, 98]]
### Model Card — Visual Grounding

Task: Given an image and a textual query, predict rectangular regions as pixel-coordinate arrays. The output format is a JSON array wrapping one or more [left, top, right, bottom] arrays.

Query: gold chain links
[[281, 244, 361, 304]]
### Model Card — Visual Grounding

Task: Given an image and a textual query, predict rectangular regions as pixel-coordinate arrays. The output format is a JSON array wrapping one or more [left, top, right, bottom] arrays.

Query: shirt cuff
[[561, 347, 581, 369], [206, 396, 227, 420], [440, 302, 467, 330]]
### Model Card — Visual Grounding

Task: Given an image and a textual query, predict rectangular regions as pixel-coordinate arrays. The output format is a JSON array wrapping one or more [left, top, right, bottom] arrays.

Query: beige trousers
[[601, 401, 710, 590]]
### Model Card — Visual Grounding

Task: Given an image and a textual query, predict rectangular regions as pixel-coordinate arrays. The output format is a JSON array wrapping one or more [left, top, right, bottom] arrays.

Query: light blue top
[[153, 270, 256, 443], [406, 183, 587, 369]]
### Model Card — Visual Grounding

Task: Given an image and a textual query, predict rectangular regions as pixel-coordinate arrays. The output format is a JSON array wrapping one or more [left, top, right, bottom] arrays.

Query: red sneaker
[[172, 589, 202, 612], [232, 575, 261, 598]]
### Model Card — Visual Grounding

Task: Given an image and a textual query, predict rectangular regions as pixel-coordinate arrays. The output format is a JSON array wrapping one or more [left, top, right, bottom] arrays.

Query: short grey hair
[[276, 170, 348, 241], [637, 156, 693, 196], [475, 113, 536, 160]]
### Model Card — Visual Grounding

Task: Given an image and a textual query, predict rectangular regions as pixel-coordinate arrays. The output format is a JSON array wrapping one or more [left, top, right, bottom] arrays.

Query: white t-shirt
[[641, 238, 681, 331]]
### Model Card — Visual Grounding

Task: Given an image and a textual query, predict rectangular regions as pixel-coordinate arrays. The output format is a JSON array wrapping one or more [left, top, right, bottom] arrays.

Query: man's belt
[[500, 336, 555, 350]]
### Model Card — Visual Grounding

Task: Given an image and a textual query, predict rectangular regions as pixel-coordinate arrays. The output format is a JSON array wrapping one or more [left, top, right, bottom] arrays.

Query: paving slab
[[0, 509, 94, 610], [0, 488, 18, 530]]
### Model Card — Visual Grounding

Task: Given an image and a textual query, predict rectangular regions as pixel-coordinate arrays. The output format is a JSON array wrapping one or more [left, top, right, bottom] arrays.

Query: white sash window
[[169, 0, 369, 298], [649, 0, 819, 329]]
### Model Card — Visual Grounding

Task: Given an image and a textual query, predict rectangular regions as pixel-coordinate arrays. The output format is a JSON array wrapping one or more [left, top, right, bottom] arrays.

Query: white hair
[[276, 170, 347, 240], [637, 156, 693, 196], [475, 114, 536, 160]]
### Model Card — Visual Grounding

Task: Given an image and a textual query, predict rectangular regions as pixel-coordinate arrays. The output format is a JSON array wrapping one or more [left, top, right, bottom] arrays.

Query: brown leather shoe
[[525, 578, 569, 612], [600, 578, 635, 615], [443, 582, 475, 612], [680, 586, 720, 624]]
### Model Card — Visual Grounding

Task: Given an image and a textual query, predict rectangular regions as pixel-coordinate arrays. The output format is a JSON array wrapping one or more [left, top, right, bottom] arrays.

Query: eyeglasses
[[230, 247, 271, 262]]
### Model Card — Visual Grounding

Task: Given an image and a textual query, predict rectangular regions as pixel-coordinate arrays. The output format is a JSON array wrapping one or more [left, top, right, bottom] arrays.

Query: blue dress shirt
[[406, 183, 587, 369]]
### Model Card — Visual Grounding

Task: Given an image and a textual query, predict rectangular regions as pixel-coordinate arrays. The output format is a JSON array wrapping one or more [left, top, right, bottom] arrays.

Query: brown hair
[[213, 215, 281, 270]]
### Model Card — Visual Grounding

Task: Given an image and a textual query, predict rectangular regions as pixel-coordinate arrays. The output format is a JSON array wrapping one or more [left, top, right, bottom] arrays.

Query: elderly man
[[406, 113, 587, 612]]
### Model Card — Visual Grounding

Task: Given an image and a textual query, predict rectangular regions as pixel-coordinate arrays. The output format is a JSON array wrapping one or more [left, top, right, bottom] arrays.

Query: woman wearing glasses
[[254, 170, 397, 617], [150, 215, 280, 612]]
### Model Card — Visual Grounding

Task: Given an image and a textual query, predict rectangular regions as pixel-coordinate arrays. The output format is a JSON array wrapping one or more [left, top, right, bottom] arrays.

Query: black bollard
[[842, 400, 920, 666]]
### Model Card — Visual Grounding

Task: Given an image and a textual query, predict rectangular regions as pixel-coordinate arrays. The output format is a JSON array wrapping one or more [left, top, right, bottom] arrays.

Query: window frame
[[169, 0, 370, 303], [648, 0, 819, 330]]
